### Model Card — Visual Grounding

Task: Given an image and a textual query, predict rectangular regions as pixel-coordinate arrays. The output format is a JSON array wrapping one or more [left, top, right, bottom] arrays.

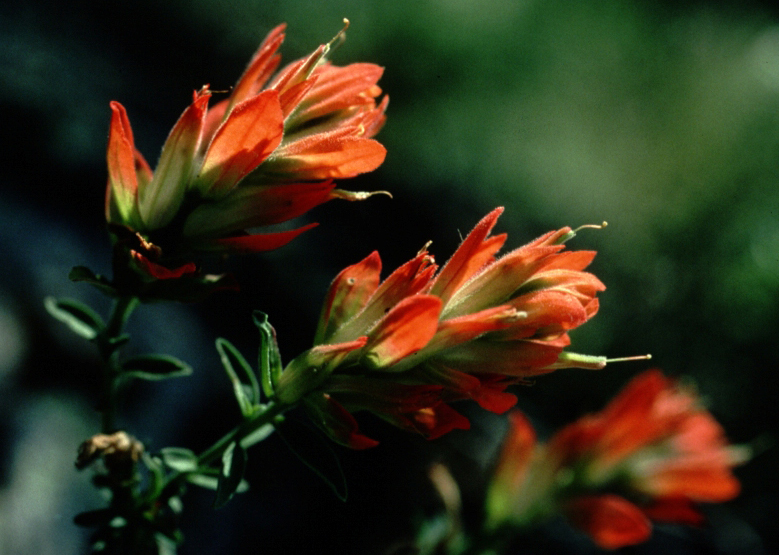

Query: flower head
[[275, 208, 606, 446], [105, 22, 387, 278], [484, 370, 748, 550]]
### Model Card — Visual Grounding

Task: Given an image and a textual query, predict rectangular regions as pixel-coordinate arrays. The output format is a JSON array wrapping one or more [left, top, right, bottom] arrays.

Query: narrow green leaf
[[160, 447, 198, 473], [122, 354, 193, 381], [276, 417, 348, 501], [186, 473, 219, 490], [44, 297, 105, 340], [239, 422, 276, 450], [213, 441, 248, 508], [186, 473, 249, 492], [253, 311, 283, 400], [68, 266, 118, 297], [215, 338, 258, 417]]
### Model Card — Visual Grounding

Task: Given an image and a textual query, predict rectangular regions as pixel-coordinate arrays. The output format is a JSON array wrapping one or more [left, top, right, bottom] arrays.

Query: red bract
[[277, 208, 606, 446], [484, 370, 747, 550], [105, 22, 387, 275]]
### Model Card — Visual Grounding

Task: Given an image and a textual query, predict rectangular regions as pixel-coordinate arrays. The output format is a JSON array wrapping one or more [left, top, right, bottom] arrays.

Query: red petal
[[198, 90, 284, 195], [227, 24, 285, 111], [209, 223, 318, 253], [182, 180, 337, 238], [492, 412, 537, 490], [273, 134, 387, 179], [130, 251, 197, 280], [391, 403, 470, 439], [642, 497, 705, 525], [444, 243, 564, 318], [315, 251, 382, 343], [304, 393, 379, 450], [470, 375, 519, 414], [433, 338, 564, 377], [332, 251, 437, 343], [431, 208, 506, 305], [363, 295, 443, 369], [428, 305, 520, 352], [292, 63, 385, 122], [565, 495, 652, 550], [106, 102, 139, 222], [140, 90, 211, 228]]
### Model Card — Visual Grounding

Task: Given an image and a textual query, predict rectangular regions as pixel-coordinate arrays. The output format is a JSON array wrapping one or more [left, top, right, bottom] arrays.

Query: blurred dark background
[[2, 1, 778, 553]]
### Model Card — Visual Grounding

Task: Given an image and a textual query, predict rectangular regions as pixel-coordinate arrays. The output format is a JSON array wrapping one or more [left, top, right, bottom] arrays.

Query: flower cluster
[[274, 208, 607, 447], [105, 22, 387, 280], [485, 370, 747, 550]]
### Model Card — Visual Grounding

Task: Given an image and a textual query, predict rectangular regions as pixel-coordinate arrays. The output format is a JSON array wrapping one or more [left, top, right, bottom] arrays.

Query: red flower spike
[[283, 208, 609, 446], [484, 370, 746, 546], [104, 22, 388, 281]]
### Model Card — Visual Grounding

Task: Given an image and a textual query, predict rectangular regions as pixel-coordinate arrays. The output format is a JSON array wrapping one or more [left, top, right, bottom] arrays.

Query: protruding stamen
[[331, 189, 392, 201], [574, 221, 608, 233], [417, 240, 433, 256], [604, 354, 652, 363], [556, 221, 608, 244], [324, 18, 350, 56]]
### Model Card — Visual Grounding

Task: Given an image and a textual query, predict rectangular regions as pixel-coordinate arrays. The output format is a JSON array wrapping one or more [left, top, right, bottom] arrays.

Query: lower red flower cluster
[[485, 370, 748, 549]]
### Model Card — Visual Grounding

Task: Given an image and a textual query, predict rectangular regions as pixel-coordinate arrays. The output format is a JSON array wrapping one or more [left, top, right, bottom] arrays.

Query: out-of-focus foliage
[[1, 1, 777, 554]]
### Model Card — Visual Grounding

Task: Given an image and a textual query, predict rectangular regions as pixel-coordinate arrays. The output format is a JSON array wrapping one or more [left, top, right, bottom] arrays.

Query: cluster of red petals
[[279, 208, 605, 447], [105, 23, 387, 278], [487, 370, 745, 550]]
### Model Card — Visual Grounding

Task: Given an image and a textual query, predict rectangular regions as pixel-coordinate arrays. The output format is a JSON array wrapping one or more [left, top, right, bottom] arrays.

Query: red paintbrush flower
[[484, 370, 748, 549], [276, 208, 607, 446], [104, 21, 387, 281]]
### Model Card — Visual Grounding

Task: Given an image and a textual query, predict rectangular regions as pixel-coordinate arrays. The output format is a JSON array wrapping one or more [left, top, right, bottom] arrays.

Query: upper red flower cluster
[[275, 208, 606, 448], [486, 370, 747, 550], [105, 22, 387, 278]]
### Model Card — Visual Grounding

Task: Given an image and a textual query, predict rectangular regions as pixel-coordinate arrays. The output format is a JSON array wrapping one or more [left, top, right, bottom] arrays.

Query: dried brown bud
[[76, 431, 144, 470]]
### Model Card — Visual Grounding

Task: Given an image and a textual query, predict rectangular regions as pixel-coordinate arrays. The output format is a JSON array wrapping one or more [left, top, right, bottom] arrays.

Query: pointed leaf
[[214, 441, 248, 508], [252, 311, 282, 400], [122, 354, 193, 381], [44, 297, 105, 340], [160, 447, 199, 473], [215, 338, 259, 417], [68, 266, 119, 297]]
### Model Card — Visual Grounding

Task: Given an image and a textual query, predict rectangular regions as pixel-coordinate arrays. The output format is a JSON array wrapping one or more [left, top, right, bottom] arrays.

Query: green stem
[[154, 400, 293, 503], [197, 400, 291, 467], [99, 295, 139, 433]]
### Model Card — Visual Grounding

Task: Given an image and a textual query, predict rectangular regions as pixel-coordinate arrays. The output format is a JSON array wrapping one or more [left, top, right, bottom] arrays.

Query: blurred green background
[[1, 1, 778, 553]]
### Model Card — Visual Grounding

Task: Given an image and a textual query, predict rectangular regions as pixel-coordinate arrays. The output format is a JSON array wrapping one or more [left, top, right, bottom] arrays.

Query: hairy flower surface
[[276, 208, 606, 446], [485, 370, 747, 550], [105, 22, 387, 278]]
